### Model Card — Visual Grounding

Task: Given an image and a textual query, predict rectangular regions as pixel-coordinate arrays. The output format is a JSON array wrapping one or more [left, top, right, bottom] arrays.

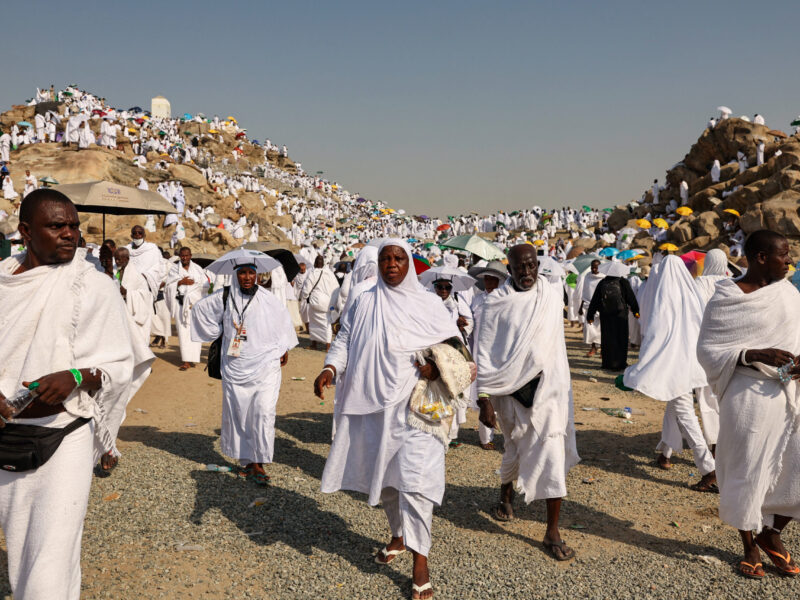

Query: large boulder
[[691, 211, 722, 239], [606, 208, 632, 231], [739, 190, 800, 235], [670, 220, 693, 244]]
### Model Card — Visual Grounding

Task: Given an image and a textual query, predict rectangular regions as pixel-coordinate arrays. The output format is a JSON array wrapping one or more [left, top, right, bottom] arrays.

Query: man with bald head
[[126, 224, 162, 283], [698, 230, 800, 579], [473, 244, 579, 561], [0, 189, 148, 598]]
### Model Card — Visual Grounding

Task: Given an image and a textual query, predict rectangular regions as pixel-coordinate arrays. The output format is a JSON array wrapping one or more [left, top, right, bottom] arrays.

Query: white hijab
[[623, 255, 708, 400], [327, 239, 460, 415], [695, 248, 730, 303]]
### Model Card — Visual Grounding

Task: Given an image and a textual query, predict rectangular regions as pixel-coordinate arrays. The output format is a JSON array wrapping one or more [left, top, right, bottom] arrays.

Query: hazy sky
[[3, 1, 799, 216]]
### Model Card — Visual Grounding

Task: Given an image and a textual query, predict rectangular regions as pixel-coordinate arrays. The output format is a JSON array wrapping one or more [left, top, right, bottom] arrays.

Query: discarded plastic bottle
[[1, 382, 40, 419]]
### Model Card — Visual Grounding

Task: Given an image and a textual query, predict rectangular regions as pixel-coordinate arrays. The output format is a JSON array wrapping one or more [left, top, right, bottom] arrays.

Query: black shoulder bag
[[0, 417, 91, 472], [205, 286, 231, 380], [511, 375, 542, 409]]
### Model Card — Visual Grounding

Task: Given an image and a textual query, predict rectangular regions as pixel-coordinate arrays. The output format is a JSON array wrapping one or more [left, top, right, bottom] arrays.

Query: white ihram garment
[[151, 259, 172, 337], [320, 240, 459, 555], [300, 267, 339, 343], [165, 261, 206, 362], [119, 262, 153, 344], [697, 278, 800, 531], [0, 249, 147, 600], [474, 278, 579, 502], [577, 271, 603, 345], [191, 285, 297, 464]]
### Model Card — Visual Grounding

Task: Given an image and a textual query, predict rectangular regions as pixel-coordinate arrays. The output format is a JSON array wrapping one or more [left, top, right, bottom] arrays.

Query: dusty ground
[[2, 327, 800, 599]]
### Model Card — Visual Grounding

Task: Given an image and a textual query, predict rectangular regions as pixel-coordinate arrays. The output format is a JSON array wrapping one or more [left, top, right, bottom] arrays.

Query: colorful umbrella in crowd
[[618, 249, 644, 261], [571, 254, 605, 273], [723, 208, 740, 217], [659, 243, 679, 252], [598, 247, 619, 258], [436, 224, 451, 231], [412, 253, 431, 275], [636, 219, 651, 229], [680, 250, 706, 278], [676, 206, 693, 216], [653, 218, 669, 229], [420, 267, 476, 292], [440, 234, 505, 260]]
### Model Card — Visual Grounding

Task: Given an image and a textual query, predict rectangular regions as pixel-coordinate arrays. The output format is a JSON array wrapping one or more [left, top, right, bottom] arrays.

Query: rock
[[740, 191, 800, 235], [691, 211, 721, 239], [168, 164, 207, 189], [670, 221, 693, 244], [606, 209, 633, 231]]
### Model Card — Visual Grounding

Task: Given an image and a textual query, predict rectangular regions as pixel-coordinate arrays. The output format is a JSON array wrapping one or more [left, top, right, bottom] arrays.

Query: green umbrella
[[572, 254, 606, 274], [440, 234, 506, 261], [792, 119, 800, 127], [603, 208, 614, 213], [582, 205, 591, 212]]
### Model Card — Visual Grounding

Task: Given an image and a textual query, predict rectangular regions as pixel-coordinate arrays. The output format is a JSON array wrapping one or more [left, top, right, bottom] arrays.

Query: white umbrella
[[599, 261, 631, 277], [717, 105, 732, 115], [537, 256, 566, 280], [206, 248, 280, 275], [419, 266, 476, 292]]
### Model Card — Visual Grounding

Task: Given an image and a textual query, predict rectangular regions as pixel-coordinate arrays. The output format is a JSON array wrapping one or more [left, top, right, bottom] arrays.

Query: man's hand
[[120, 285, 127, 297], [744, 349, 796, 368], [314, 366, 335, 399], [178, 277, 195, 286], [0, 394, 10, 427], [415, 361, 440, 381], [587, 319, 593, 325], [280, 352, 289, 367], [456, 316, 468, 330], [21, 371, 78, 406], [477, 397, 496, 429]]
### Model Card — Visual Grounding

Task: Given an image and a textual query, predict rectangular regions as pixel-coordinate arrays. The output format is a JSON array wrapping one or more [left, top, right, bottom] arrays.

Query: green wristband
[[69, 368, 83, 388]]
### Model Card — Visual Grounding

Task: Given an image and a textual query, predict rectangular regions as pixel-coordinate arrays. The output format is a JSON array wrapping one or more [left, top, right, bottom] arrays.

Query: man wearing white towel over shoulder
[[0, 190, 147, 600], [698, 230, 800, 579], [474, 244, 579, 561], [165, 247, 206, 371]]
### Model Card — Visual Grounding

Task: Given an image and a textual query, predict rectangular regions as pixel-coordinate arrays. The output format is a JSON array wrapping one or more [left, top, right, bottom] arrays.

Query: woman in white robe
[[192, 265, 297, 482], [314, 240, 459, 600]]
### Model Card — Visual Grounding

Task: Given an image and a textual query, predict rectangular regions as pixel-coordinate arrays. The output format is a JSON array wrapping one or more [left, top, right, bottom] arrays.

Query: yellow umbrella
[[659, 243, 678, 251], [127, 128, 137, 134], [533, 239, 545, 246], [208, 129, 219, 134], [227, 116, 237, 123], [789, 264, 796, 273], [636, 219, 651, 229], [723, 208, 741, 217], [676, 206, 693, 216], [653, 218, 669, 229]]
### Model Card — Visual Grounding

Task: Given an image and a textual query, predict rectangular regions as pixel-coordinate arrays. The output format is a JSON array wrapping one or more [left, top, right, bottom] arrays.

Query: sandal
[[411, 581, 433, 599], [492, 502, 514, 522], [448, 440, 462, 449], [737, 561, 766, 579], [689, 480, 719, 494], [755, 535, 800, 576], [179, 365, 190, 371], [374, 546, 406, 564], [246, 472, 270, 486], [656, 454, 672, 470], [480, 442, 496, 450], [542, 538, 576, 561]]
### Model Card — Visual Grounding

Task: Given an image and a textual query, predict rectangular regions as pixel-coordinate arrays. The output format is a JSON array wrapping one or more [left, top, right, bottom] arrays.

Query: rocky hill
[[605, 118, 800, 261], [0, 101, 321, 252]]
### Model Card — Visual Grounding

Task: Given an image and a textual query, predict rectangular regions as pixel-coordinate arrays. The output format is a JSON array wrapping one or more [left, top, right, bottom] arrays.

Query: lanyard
[[230, 289, 255, 334]]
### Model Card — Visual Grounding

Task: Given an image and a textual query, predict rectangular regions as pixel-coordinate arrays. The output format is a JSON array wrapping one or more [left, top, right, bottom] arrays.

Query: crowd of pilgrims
[[1, 89, 799, 598]]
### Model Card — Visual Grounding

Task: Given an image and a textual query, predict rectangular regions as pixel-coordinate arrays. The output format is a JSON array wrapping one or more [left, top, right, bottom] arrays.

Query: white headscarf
[[623, 255, 708, 400], [695, 248, 730, 303], [325, 239, 460, 415], [350, 246, 378, 287]]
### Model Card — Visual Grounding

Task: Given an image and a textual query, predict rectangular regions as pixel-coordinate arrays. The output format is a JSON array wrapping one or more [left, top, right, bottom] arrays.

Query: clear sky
[[2, 0, 798, 216]]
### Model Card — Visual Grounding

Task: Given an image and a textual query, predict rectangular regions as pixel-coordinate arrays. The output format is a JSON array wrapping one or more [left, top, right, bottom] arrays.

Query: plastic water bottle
[[2, 382, 39, 418]]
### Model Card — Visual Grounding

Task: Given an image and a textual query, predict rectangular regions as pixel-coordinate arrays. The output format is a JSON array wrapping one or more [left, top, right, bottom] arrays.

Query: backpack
[[205, 286, 230, 380], [601, 279, 627, 314]]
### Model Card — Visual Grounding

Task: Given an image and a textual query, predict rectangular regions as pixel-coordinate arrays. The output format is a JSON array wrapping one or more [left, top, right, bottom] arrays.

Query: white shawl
[[474, 278, 572, 437], [300, 267, 339, 310], [119, 262, 151, 327], [325, 239, 460, 415], [0, 249, 146, 457], [697, 279, 800, 410], [165, 260, 207, 325], [623, 256, 708, 400]]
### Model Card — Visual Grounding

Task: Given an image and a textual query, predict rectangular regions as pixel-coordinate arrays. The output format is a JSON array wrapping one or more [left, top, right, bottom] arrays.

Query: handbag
[[0, 417, 90, 472], [206, 286, 231, 380], [510, 375, 541, 409]]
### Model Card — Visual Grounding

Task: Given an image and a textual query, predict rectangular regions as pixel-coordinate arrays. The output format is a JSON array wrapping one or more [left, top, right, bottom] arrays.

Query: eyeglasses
[[434, 283, 453, 291]]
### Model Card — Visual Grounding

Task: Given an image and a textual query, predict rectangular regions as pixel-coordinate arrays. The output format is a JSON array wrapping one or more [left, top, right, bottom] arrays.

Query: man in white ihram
[[576, 259, 604, 357], [0, 190, 150, 600], [300, 255, 339, 351], [698, 230, 800, 579], [474, 244, 579, 561], [165, 247, 206, 371]]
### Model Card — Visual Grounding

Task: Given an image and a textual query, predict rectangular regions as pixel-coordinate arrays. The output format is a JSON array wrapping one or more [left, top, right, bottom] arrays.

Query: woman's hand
[[415, 361, 440, 381]]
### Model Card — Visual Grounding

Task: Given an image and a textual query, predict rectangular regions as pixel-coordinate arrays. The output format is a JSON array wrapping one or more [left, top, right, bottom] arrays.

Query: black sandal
[[492, 502, 514, 522], [543, 539, 575, 561]]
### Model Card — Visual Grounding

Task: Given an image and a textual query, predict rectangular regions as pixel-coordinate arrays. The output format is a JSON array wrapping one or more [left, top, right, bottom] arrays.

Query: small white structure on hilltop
[[151, 95, 171, 118]]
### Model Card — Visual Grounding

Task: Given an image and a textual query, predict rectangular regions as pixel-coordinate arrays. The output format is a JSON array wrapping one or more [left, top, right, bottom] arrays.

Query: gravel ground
[[2, 328, 800, 599]]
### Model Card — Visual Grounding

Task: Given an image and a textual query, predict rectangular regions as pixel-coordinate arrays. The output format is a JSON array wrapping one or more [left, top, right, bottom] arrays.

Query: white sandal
[[411, 581, 433, 599], [374, 546, 406, 564]]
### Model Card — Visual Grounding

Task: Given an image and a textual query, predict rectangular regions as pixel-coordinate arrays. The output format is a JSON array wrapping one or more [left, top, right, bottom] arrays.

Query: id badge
[[227, 326, 246, 357]]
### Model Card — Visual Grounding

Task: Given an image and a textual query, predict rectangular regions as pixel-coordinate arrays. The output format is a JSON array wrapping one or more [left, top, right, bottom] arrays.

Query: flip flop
[[542, 539, 576, 561], [755, 538, 800, 576], [689, 480, 719, 494], [737, 561, 765, 579], [492, 502, 514, 522], [179, 365, 190, 371], [411, 581, 433, 599], [246, 472, 270, 486], [374, 546, 406, 564]]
